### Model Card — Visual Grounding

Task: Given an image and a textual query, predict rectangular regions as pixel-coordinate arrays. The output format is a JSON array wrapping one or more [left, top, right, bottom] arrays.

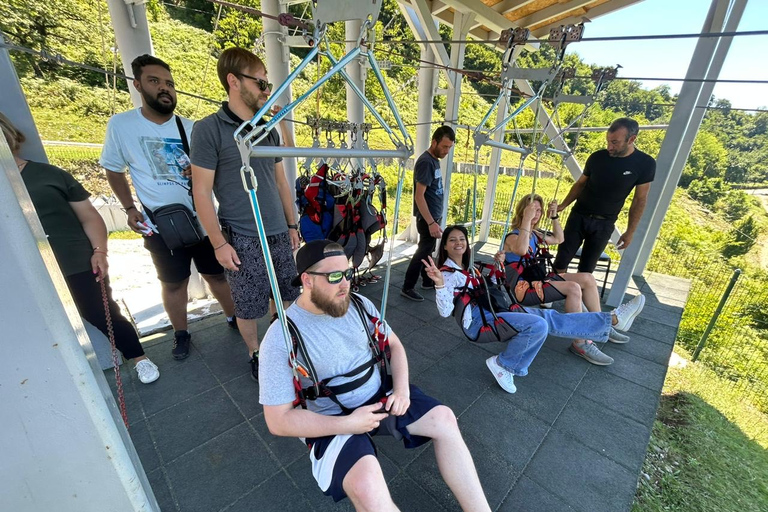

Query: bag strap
[[175, 115, 190, 155]]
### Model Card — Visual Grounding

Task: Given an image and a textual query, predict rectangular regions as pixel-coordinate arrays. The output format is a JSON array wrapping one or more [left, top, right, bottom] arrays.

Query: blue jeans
[[468, 307, 612, 376]]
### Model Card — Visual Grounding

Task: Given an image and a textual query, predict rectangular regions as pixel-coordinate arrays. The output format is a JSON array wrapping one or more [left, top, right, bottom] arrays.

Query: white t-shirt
[[100, 108, 195, 212]]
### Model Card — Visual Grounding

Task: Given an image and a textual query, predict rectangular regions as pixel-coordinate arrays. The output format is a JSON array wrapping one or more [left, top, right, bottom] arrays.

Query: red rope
[[100, 275, 129, 429]]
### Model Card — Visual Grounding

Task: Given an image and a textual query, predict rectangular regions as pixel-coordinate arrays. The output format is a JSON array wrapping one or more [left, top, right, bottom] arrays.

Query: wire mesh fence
[[647, 234, 768, 420], [44, 141, 113, 197]]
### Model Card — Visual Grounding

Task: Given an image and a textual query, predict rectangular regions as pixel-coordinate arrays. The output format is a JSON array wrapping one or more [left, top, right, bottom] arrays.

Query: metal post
[[0, 38, 47, 163], [634, 0, 749, 274], [262, 0, 298, 208], [606, 0, 740, 307], [441, 10, 475, 225], [105, 0, 154, 107], [479, 94, 510, 242], [692, 268, 741, 362], [345, 20, 365, 142]]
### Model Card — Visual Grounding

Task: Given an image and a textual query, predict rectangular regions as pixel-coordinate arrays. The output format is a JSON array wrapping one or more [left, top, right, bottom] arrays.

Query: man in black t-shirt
[[401, 126, 455, 302], [553, 118, 656, 273]]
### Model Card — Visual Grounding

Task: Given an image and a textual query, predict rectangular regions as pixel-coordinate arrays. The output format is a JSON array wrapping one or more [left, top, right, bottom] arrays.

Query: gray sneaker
[[400, 288, 424, 302], [608, 327, 631, 344], [570, 341, 614, 365], [613, 294, 645, 331]]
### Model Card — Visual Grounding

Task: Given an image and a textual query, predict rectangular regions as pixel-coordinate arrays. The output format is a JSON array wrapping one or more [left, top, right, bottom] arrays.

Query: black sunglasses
[[238, 73, 272, 92], [306, 268, 354, 284]]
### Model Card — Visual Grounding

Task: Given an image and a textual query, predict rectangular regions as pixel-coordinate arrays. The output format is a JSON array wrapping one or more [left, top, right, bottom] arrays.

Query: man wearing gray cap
[[258, 240, 490, 511]]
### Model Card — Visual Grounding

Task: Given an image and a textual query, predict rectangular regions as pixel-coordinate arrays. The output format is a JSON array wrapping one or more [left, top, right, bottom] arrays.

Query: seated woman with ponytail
[[423, 225, 645, 391], [501, 193, 641, 346]]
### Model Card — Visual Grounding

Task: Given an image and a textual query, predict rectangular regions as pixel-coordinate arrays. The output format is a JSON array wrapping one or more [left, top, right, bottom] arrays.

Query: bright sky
[[566, 0, 768, 110]]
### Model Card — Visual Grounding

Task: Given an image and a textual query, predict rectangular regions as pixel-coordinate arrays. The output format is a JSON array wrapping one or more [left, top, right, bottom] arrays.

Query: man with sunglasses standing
[[191, 48, 300, 381], [101, 54, 236, 361], [259, 240, 491, 510]]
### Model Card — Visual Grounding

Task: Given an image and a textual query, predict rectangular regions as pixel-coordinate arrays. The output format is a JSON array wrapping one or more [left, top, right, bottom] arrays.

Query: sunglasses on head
[[306, 268, 354, 284], [238, 73, 272, 92]]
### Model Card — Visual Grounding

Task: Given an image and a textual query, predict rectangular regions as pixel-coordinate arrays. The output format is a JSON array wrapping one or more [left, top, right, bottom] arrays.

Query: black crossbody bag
[[146, 116, 203, 251]]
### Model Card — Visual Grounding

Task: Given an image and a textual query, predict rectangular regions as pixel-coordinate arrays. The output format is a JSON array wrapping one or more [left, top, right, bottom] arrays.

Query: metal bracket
[[552, 94, 594, 105], [311, 0, 382, 28], [500, 66, 557, 83], [548, 23, 584, 49]]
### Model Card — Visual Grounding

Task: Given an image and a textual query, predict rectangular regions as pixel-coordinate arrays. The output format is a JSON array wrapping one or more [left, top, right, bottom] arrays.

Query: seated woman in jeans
[[502, 194, 643, 346], [422, 225, 644, 390]]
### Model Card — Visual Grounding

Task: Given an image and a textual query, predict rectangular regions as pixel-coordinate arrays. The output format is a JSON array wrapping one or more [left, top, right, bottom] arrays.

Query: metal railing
[[647, 234, 768, 417]]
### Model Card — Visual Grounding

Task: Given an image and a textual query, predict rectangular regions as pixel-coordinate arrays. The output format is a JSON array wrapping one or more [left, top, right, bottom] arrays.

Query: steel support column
[[345, 20, 365, 140], [479, 95, 510, 241], [262, 0, 298, 205], [0, 41, 46, 163], [105, 0, 154, 107], [441, 10, 475, 225], [606, 0, 740, 307], [634, 0, 748, 273]]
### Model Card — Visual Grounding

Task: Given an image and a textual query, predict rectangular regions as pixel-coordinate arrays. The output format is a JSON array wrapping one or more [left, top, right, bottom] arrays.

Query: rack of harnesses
[[296, 119, 388, 291], [232, 0, 412, 400], [284, 293, 392, 415]]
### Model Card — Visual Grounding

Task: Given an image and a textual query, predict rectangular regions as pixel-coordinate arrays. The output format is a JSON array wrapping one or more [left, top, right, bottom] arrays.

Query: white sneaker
[[608, 327, 631, 344], [540, 302, 553, 309], [613, 294, 645, 332], [136, 359, 160, 384], [485, 356, 517, 393]]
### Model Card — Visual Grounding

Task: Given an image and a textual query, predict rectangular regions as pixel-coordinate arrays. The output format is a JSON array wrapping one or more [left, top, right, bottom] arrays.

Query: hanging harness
[[503, 231, 566, 306], [440, 264, 521, 344], [285, 293, 392, 415]]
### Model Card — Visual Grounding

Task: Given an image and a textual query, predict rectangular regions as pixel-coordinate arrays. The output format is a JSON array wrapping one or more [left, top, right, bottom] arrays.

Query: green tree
[[722, 214, 761, 258]]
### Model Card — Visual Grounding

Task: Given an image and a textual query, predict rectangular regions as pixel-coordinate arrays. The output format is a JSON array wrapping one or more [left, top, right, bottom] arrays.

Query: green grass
[[633, 350, 768, 512], [108, 230, 142, 240]]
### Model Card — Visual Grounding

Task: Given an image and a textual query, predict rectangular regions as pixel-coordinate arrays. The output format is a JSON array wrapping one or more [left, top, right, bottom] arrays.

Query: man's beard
[[310, 286, 350, 318], [240, 87, 263, 113], [143, 90, 176, 115]]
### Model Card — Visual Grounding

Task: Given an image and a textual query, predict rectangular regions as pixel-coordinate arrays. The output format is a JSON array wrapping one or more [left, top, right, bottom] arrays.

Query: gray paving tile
[[284, 457, 356, 512], [146, 468, 177, 512], [390, 295, 444, 324], [575, 370, 661, 428], [198, 337, 251, 383], [389, 473, 451, 511], [165, 422, 280, 512], [434, 343, 505, 389], [459, 393, 550, 471], [402, 344, 437, 377], [553, 394, 652, 474], [147, 387, 245, 463], [224, 470, 312, 512], [608, 332, 676, 366], [628, 316, 678, 345], [496, 369, 574, 424], [500, 475, 577, 512], [411, 364, 488, 417], [406, 325, 466, 360], [140, 335, 202, 367], [636, 302, 684, 328], [601, 344, 669, 391], [134, 358, 219, 416], [222, 373, 262, 419], [408, 429, 520, 511], [525, 429, 638, 512], [383, 307, 428, 337], [128, 419, 160, 473], [249, 413, 308, 468], [529, 344, 590, 390]]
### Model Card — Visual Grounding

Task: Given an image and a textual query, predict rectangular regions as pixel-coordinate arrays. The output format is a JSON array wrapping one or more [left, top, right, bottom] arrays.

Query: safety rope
[[100, 274, 129, 429]]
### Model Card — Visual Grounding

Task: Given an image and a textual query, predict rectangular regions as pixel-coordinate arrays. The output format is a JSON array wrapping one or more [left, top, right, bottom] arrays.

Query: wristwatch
[[550, 215, 559, 220], [288, 224, 298, 230]]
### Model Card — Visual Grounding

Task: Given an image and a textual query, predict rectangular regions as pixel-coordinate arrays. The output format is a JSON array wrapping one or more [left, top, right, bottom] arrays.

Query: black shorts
[[553, 210, 615, 273], [143, 234, 224, 283], [304, 385, 441, 502]]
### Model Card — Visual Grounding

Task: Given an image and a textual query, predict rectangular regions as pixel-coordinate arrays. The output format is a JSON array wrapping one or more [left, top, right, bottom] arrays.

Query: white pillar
[[478, 96, 510, 242], [105, 0, 154, 108], [605, 0, 739, 307], [345, 20, 365, 144], [262, 0, 298, 197], [441, 11, 475, 225], [633, 0, 748, 274], [0, 42, 47, 163], [0, 138, 158, 511]]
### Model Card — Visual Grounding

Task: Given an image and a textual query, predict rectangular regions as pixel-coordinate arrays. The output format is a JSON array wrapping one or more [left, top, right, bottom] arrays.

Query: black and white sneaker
[[400, 288, 424, 302], [249, 351, 259, 382], [172, 330, 191, 360], [227, 315, 239, 330]]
